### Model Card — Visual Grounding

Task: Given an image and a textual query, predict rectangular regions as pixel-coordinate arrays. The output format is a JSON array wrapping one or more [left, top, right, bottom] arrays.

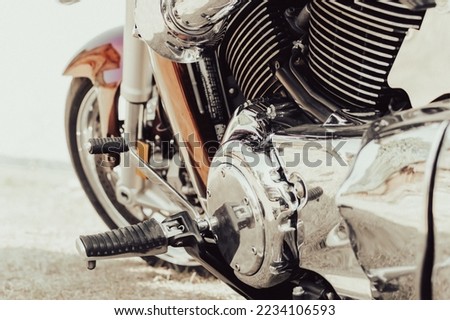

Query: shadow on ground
[[0, 247, 240, 299], [0, 161, 241, 300]]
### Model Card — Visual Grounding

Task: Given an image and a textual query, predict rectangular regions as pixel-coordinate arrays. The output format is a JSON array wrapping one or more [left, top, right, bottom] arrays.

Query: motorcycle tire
[[65, 77, 203, 273]]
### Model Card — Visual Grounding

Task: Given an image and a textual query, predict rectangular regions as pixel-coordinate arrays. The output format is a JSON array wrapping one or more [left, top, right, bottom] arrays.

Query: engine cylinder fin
[[220, 0, 294, 100], [306, 0, 425, 110], [225, 2, 268, 64]]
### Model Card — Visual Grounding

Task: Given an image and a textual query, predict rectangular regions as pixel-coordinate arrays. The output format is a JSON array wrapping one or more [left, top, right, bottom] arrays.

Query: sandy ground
[[0, 159, 241, 299]]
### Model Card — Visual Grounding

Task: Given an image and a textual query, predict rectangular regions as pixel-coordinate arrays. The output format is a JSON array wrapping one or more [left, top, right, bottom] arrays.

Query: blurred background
[[0, 0, 122, 163], [0, 0, 238, 299]]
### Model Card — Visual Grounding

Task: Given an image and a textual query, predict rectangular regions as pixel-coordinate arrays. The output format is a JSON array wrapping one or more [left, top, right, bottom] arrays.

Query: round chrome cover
[[207, 140, 300, 288], [207, 156, 265, 276], [135, 0, 241, 63]]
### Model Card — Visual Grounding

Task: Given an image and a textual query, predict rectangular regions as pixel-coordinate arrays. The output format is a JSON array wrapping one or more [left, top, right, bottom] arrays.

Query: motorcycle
[[60, 0, 450, 299]]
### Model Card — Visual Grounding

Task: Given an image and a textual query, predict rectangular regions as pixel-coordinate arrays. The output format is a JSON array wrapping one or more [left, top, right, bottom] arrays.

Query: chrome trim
[[432, 123, 450, 299], [336, 106, 450, 299], [128, 145, 200, 220], [207, 101, 301, 288], [121, 0, 152, 103], [272, 129, 372, 300], [135, 0, 242, 63]]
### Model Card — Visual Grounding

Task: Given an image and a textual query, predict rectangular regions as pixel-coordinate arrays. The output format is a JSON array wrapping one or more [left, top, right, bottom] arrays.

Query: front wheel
[[65, 77, 200, 271]]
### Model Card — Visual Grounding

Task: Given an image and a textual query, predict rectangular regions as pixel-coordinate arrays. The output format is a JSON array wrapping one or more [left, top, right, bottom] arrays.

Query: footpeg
[[76, 212, 202, 269], [77, 219, 169, 269], [87, 137, 128, 155]]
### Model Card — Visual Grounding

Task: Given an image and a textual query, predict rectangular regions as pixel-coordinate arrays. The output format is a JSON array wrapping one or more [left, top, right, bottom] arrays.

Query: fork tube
[[120, 0, 152, 189]]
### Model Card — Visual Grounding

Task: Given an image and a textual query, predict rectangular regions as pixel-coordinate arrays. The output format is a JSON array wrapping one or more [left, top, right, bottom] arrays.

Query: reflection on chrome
[[273, 129, 373, 299], [432, 127, 450, 299], [207, 101, 301, 288], [337, 106, 450, 299], [135, 0, 241, 63]]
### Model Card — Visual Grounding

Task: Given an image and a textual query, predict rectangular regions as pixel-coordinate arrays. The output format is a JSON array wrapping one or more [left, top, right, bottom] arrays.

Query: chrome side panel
[[64, 27, 123, 136], [432, 126, 450, 299], [135, 0, 242, 63], [337, 106, 450, 299], [273, 130, 373, 299]]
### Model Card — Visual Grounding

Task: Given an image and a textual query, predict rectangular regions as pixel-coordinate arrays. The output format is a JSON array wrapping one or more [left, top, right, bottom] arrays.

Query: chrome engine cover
[[135, 0, 242, 63], [206, 101, 303, 288], [336, 105, 450, 299], [209, 99, 450, 298]]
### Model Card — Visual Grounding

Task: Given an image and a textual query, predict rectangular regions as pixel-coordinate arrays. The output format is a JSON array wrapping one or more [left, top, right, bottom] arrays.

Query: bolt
[[228, 88, 236, 96], [197, 219, 209, 232], [235, 264, 240, 271], [206, 190, 211, 198], [308, 186, 323, 201], [286, 7, 296, 18], [251, 247, 257, 255], [243, 197, 249, 205], [221, 169, 226, 178], [266, 105, 276, 119]]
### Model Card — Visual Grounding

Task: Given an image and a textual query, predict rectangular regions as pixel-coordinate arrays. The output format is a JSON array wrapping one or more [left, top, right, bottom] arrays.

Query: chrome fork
[[115, 0, 152, 206]]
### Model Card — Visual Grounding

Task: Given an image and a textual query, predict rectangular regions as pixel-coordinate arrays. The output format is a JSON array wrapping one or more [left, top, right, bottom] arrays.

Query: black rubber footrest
[[78, 219, 168, 258], [88, 137, 129, 155]]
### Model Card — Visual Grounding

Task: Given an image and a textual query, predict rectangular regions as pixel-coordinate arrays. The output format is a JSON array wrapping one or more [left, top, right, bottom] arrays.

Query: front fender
[[64, 27, 123, 136]]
